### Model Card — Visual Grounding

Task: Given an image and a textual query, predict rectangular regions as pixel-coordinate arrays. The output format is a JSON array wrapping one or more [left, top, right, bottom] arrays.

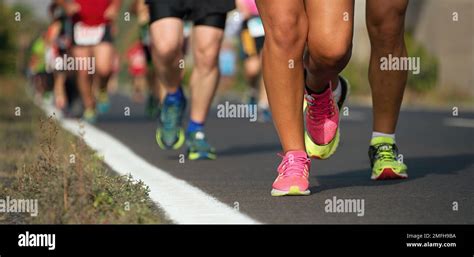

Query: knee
[[307, 32, 352, 71], [95, 62, 112, 78], [95, 66, 112, 78], [153, 40, 181, 65], [264, 15, 307, 57], [194, 45, 220, 73], [367, 10, 406, 48]]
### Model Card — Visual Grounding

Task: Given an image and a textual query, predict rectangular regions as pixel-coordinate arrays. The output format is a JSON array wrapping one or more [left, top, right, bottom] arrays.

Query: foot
[[97, 91, 110, 114], [271, 151, 311, 196], [186, 130, 217, 160], [304, 76, 349, 159], [82, 108, 97, 124], [155, 93, 186, 150], [369, 137, 408, 180]]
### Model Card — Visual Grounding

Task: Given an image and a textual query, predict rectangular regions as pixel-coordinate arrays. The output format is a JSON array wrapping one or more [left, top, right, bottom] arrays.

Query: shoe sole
[[371, 168, 408, 180], [188, 151, 217, 160], [305, 128, 340, 159], [271, 186, 310, 197], [155, 128, 185, 150]]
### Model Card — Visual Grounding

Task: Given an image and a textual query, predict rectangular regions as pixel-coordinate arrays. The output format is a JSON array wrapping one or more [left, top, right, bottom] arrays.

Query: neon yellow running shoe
[[97, 91, 110, 114], [82, 108, 97, 124], [369, 137, 408, 180]]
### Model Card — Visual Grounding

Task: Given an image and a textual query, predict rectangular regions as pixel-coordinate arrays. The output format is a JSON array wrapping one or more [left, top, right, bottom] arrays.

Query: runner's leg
[[302, 0, 354, 159], [93, 42, 114, 92], [305, 0, 354, 93], [256, 0, 307, 153], [189, 25, 224, 123], [149, 18, 184, 93], [73, 46, 94, 110], [366, 0, 409, 134], [366, 0, 409, 180]]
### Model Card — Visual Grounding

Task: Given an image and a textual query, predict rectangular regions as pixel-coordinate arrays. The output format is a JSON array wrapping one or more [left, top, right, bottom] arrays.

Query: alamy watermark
[[380, 54, 420, 75], [0, 196, 38, 217], [55, 54, 96, 74], [325, 196, 365, 217], [18, 231, 55, 251], [217, 101, 257, 122]]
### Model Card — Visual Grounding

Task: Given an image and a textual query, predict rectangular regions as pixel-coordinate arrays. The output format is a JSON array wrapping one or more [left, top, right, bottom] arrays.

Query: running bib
[[247, 17, 265, 38], [74, 22, 106, 46]]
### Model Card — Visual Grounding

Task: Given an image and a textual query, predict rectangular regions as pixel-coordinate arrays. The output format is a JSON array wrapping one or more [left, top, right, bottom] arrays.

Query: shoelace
[[306, 94, 335, 121], [277, 153, 310, 178], [374, 144, 397, 162]]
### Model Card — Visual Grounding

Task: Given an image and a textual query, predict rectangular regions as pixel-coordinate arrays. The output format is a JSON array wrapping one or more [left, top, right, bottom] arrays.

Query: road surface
[[93, 94, 474, 224]]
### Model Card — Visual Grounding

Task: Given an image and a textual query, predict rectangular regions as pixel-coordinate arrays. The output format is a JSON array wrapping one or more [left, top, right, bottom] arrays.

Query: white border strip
[[42, 104, 259, 224]]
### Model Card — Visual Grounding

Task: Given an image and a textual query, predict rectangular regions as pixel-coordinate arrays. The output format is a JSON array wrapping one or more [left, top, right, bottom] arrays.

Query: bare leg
[[189, 26, 224, 123], [305, 0, 354, 92], [367, 0, 409, 134], [244, 55, 261, 99], [54, 72, 67, 109], [73, 46, 94, 110], [149, 18, 184, 94], [92, 42, 115, 92], [256, 0, 307, 152]]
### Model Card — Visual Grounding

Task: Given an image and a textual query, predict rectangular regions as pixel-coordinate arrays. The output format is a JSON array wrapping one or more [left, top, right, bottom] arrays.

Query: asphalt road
[[95, 94, 474, 224]]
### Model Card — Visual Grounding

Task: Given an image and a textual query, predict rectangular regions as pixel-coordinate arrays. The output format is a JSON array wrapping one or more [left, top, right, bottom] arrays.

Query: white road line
[[444, 118, 474, 128], [41, 104, 260, 224]]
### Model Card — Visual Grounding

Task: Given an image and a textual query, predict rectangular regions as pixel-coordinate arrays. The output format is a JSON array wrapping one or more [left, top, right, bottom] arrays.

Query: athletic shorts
[[240, 16, 265, 58], [72, 22, 113, 46], [146, 0, 235, 30]]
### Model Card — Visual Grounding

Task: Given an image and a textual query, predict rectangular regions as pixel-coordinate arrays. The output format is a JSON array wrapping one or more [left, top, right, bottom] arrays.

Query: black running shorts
[[146, 0, 235, 30]]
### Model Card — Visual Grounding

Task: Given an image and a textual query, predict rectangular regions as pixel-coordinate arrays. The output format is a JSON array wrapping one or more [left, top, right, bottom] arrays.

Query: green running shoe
[[369, 137, 408, 180], [155, 95, 186, 150], [97, 91, 111, 114], [186, 131, 216, 160]]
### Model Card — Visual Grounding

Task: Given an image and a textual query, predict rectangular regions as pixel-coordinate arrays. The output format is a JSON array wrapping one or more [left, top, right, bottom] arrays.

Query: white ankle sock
[[372, 131, 396, 141], [332, 79, 342, 103]]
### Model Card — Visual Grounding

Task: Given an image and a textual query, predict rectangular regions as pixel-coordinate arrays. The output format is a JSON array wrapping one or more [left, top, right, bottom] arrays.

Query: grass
[[0, 76, 166, 224]]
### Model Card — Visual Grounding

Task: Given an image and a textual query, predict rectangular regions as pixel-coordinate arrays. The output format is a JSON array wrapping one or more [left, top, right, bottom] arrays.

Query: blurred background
[[0, 0, 473, 225], [1, 0, 473, 108]]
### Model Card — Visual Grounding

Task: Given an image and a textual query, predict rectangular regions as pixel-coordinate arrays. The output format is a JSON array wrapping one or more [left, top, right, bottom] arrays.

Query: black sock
[[305, 84, 329, 95]]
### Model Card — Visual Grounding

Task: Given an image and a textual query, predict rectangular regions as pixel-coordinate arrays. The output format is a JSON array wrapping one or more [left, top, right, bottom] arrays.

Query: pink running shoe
[[304, 85, 340, 159], [271, 151, 311, 196]]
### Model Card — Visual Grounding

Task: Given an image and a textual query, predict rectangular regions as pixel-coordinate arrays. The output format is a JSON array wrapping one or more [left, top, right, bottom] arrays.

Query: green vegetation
[[405, 33, 439, 93], [0, 77, 164, 224], [0, 1, 17, 74], [341, 58, 370, 95], [341, 32, 439, 97], [0, 2, 165, 224]]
